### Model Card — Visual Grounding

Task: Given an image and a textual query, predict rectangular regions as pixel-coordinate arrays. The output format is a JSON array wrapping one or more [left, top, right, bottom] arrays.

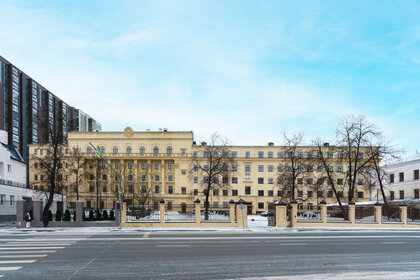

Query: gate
[[268, 203, 276, 226]]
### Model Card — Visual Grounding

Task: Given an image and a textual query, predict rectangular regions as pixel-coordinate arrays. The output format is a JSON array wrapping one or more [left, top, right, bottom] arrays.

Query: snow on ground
[[237, 271, 420, 280]]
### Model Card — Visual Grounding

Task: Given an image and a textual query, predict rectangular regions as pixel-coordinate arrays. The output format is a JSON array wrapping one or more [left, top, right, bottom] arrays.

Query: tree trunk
[[204, 185, 210, 220]]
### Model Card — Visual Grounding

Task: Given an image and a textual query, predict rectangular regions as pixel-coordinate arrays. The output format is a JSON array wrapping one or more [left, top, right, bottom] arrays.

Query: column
[[290, 200, 298, 227], [16, 200, 26, 227], [400, 204, 408, 224], [236, 199, 248, 228], [275, 200, 287, 228], [161, 160, 165, 194], [75, 201, 83, 223], [33, 200, 43, 222], [195, 199, 201, 224], [320, 200, 327, 223], [159, 199, 165, 223], [147, 160, 152, 191], [348, 201, 355, 224], [374, 203, 382, 224]]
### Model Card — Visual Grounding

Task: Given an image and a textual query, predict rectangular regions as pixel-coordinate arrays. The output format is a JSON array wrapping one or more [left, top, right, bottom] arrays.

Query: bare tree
[[30, 118, 66, 216], [190, 133, 236, 220], [66, 146, 85, 202], [276, 132, 311, 202], [336, 115, 380, 203]]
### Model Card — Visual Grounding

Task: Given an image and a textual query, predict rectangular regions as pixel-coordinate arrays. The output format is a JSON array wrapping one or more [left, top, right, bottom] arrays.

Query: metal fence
[[327, 206, 346, 222], [126, 204, 160, 222], [297, 204, 321, 222], [382, 205, 401, 223], [408, 205, 420, 223], [165, 204, 196, 222], [200, 205, 230, 222]]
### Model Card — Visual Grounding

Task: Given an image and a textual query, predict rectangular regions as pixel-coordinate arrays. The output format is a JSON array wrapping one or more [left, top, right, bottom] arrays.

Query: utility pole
[[89, 142, 121, 228]]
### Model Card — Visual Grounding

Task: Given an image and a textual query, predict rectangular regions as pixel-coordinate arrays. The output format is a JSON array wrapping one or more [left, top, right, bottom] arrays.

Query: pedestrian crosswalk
[[0, 238, 77, 277]]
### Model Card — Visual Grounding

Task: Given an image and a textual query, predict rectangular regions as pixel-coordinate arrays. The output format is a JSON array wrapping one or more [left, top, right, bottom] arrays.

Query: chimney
[[268, 142, 274, 146], [192, 141, 196, 145], [163, 128, 168, 132], [201, 142, 207, 146], [323, 142, 329, 147]]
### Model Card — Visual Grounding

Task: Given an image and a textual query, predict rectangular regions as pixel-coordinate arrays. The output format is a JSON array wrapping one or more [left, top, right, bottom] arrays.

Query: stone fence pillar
[[195, 199, 201, 224], [236, 199, 248, 228], [76, 201, 83, 223], [121, 201, 126, 224], [16, 200, 26, 227], [320, 200, 327, 223], [115, 201, 121, 227], [400, 204, 407, 224], [159, 199, 165, 223], [348, 201, 355, 224], [290, 200, 298, 227], [229, 200, 236, 223], [374, 203, 382, 224], [33, 200, 43, 222], [275, 200, 287, 228]]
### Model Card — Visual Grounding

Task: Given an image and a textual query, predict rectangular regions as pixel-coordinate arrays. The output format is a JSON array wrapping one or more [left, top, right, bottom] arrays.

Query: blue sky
[[0, 0, 419, 154]]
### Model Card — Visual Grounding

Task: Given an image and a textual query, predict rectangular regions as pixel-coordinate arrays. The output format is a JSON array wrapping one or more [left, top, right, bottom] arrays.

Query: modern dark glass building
[[0, 55, 102, 164]]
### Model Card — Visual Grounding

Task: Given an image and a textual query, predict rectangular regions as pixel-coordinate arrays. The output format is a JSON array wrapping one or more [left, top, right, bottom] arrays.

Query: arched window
[[126, 147, 132, 154], [100, 146, 105, 154], [167, 146, 172, 154], [140, 146, 145, 154], [113, 146, 118, 154], [153, 146, 159, 154], [87, 147, 92, 154]]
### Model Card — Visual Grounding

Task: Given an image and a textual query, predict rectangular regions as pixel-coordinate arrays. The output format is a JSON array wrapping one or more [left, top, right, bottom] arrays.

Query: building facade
[[371, 155, 420, 202], [29, 128, 372, 213], [0, 55, 102, 165]]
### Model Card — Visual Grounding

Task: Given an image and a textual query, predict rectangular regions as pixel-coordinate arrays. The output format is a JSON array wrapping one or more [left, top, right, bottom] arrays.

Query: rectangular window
[[245, 173, 251, 180], [245, 151, 250, 158], [268, 178, 274, 184], [327, 191, 333, 198], [327, 152, 333, 159], [277, 151, 283, 158], [390, 191, 394, 200], [297, 152, 303, 158], [181, 187, 186, 194], [155, 163, 159, 169], [128, 175, 133, 181], [298, 191, 303, 197], [317, 191, 323, 197], [258, 178, 264, 184], [194, 189, 198, 195], [194, 177, 198, 183], [356, 192, 364, 199], [232, 190, 238, 196], [223, 202, 229, 208], [213, 189, 219, 196], [415, 189, 419, 199], [155, 175, 159, 181], [141, 175, 146, 181], [232, 165, 238, 171], [223, 189, 228, 196], [268, 165, 274, 172], [277, 190, 283, 197], [277, 165, 283, 172], [213, 201, 219, 208], [245, 165, 251, 172], [141, 162, 146, 169], [232, 177, 238, 184], [338, 191, 343, 198], [307, 191, 313, 198], [86, 201, 91, 209], [115, 162, 120, 169], [193, 151, 198, 158], [268, 190, 273, 197], [167, 202, 173, 210], [337, 178, 343, 185], [268, 152, 273, 158], [258, 165, 264, 172], [168, 186, 173, 194], [390, 174, 394, 183], [7, 165, 11, 173], [128, 163, 133, 169], [258, 202, 264, 209], [245, 186, 251, 195], [297, 178, 303, 184], [155, 185, 160, 193], [168, 163, 173, 170], [414, 170, 419, 180], [317, 166, 322, 172], [357, 179, 364, 185], [258, 190, 264, 196], [258, 151, 264, 158], [307, 178, 313, 185], [168, 175, 173, 181], [400, 190, 404, 199], [232, 151, 237, 158], [337, 166, 343, 173], [399, 172, 404, 182], [89, 185, 94, 192], [307, 152, 313, 159]]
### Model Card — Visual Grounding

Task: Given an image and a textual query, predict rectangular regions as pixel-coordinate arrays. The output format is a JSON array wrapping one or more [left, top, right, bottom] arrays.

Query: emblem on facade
[[123, 126, 134, 137]]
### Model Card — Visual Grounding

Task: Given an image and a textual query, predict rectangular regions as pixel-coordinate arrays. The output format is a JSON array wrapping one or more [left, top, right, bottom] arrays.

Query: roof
[[0, 142, 25, 163]]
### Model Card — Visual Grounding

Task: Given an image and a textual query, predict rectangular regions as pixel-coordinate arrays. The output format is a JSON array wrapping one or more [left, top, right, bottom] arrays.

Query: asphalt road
[[0, 231, 420, 279]]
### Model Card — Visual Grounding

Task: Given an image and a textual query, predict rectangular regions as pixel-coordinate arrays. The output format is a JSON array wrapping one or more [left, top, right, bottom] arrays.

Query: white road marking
[[0, 260, 36, 264], [0, 267, 22, 271], [0, 247, 65, 250], [381, 242, 406, 244], [278, 243, 307, 246], [0, 255, 47, 258], [0, 251, 56, 254], [156, 245, 190, 247], [143, 232, 150, 238], [2, 243, 71, 246]]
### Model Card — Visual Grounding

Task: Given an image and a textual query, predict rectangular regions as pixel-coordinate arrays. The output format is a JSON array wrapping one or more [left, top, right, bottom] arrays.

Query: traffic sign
[[239, 203, 244, 210]]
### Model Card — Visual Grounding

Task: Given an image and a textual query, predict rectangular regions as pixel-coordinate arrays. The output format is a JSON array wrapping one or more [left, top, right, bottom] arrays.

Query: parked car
[[260, 211, 269, 217], [301, 211, 317, 218]]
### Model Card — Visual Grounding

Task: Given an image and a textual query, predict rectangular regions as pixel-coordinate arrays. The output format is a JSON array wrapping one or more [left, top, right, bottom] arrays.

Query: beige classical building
[[29, 127, 372, 214]]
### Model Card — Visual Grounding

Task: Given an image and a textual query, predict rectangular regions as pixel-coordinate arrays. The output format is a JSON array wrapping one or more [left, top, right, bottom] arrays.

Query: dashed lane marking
[[0, 260, 36, 264], [381, 242, 406, 244], [143, 232, 150, 238], [2, 243, 71, 246], [0, 267, 22, 271], [0, 251, 56, 254], [0, 247, 65, 250], [0, 255, 47, 258], [156, 245, 190, 247]]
